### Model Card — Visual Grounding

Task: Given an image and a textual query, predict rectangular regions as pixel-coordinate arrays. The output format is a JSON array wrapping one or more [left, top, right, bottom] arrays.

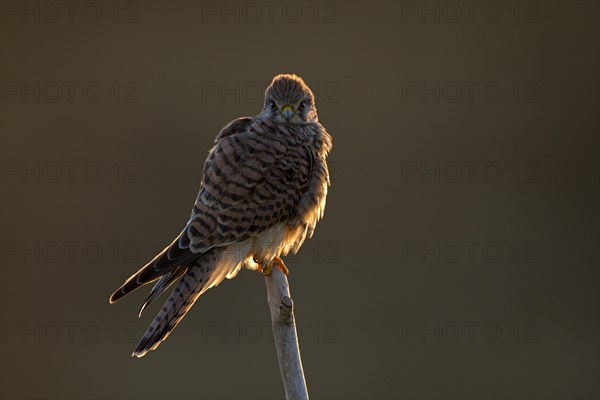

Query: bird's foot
[[272, 257, 289, 275], [256, 256, 289, 276]]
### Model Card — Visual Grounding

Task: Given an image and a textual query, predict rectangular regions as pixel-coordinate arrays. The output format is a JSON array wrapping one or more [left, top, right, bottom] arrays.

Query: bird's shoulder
[[213, 116, 254, 143], [215, 116, 326, 144]]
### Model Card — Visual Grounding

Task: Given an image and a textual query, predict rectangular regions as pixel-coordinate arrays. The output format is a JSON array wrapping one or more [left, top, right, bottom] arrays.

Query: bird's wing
[[109, 118, 312, 303], [187, 118, 313, 253]]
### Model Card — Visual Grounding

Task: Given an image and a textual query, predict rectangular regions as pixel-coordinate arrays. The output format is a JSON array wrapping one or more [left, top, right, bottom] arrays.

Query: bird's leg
[[256, 256, 289, 276]]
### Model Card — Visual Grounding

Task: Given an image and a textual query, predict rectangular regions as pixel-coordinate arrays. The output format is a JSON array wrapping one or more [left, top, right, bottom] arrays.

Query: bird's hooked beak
[[281, 105, 295, 121]]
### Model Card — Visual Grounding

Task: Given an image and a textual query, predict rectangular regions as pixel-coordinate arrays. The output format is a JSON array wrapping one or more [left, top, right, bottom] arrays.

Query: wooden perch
[[264, 266, 309, 400]]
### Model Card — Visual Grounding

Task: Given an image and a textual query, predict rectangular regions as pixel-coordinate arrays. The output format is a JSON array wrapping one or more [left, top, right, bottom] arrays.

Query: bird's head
[[261, 74, 317, 125]]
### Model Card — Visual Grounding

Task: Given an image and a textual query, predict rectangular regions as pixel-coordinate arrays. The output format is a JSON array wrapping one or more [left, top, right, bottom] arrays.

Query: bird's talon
[[255, 256, 288, 276], [272, 256, 289, 275], [256, 260, 273, 276]]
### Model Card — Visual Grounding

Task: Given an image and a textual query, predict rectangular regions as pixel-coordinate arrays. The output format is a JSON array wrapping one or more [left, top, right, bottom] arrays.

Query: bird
[[109, 74, 333, 357]]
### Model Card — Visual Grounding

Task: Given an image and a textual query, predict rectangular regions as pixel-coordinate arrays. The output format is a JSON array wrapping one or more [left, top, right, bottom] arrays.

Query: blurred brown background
[[1, 1, 598, 399]]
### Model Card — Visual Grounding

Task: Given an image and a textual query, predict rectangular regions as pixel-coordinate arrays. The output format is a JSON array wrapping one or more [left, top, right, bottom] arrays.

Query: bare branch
[[264, 267, 309, 400]]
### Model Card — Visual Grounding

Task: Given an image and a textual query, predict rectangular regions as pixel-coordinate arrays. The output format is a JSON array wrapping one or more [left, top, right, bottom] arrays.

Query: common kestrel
[[110, 74, 333, 357]]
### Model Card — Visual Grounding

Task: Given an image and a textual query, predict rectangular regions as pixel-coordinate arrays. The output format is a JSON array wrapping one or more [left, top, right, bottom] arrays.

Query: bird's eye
[[270, 101, 277, 110], [298, 101, 306, 110]]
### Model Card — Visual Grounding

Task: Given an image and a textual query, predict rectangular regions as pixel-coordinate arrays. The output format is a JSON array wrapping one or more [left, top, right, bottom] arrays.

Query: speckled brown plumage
[[109, 74, 332, 357]]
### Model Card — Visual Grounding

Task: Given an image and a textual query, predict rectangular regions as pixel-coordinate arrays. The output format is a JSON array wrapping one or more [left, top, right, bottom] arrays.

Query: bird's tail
[[132, 248, 238, 357]]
